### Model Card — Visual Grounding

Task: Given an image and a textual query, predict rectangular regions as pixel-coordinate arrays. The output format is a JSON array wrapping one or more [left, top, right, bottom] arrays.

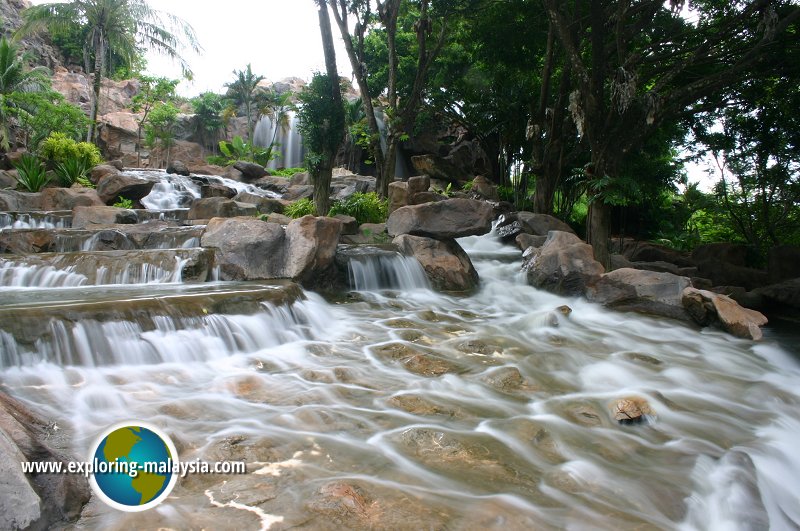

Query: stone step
[[0, 211, 72, 230], [0, 224, 204, 254], [0, 280, 304, 364], [0, 247, 215, 287]]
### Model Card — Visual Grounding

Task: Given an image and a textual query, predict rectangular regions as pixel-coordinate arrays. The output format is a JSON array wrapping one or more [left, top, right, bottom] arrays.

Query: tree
[[542, 0, 800, 266], [144, 102, 178, 168], [225, 64, 264, 144], [0, 36, 49, 150], [19, 0, 199, 142], [297, 0, 345, 216], [191, 92, 225, 153], [131, 75, 179, 167]]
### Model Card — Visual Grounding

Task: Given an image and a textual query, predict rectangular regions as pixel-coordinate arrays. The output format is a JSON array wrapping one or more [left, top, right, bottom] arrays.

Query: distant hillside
[[0, 0, 63, 69]]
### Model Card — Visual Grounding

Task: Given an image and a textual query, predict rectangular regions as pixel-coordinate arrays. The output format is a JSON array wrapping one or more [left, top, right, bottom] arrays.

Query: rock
[[332, 214, 359, 235], [753, 279, 800, 315], [495, 214, 523, 241], [232, 192, 285, 214], [40, 187, 104, 210], [409, 191, 446, 205], [289, 171, 310, 185], [372, 343, 458, 376], [0, 190, 42, 211], [482, 367, 525, 392], [623, 240, 694, 267], [252, 176, 291, 195], [166, 160, 191, 176], [393, 234, 479, 291], [612, 397, 653, 424], [695, 260, 770, 291], [387, 198, 494, 239], [71, 206, 137, 228], [201, 184, 237, 199], [682, 287, 768, 340], [411, 154, 471, 183], [233, 161, 268, 181], [609, 254, 635, 271], [515, 212, 575, 236], [191, 164, 228, 176], [200, 217, 286, 280], [388, 181, 409, 214], [107, 159, 125, 170], [768, 245, 800, 283], [0, 169, 16, 189], [89, 164, 121, 185], [96, 172, 156, 204], [691, 243, 752, 267], [588, 268, 692, 321], [285, 185, 313, 201], [0, 229, 59, 254], [0, 392, 91, 529], [407, 175, 430, 196], [628, 260, 682, 275], [515, 233, 546, 251], [524, 231, 605, 296], [284, 215, 343, 284], [187, 197, 258, 220], [223, 166, 244, 182], [470, 175, 499, 201], [266, 213, 292, 225], [340, 223, 389, 244]]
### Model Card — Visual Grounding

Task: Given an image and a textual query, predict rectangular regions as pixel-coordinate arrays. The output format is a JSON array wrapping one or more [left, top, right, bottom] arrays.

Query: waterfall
[[0, 212, 71, 231], [0, 261, 87, 288], [347, 253, 430, 291], [253, 110, 305, 169]]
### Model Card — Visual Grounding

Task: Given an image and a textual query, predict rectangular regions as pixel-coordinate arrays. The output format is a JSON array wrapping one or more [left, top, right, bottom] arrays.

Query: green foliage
[[12, 154, 51, 192], [53, 157, 91, 187], [209, 136, 274, 167], [271, 167, 305, 177], [112, 197, 134, 208], [76, 175, 95, 189], [329, 192, 388, 224], [40, 132, 102, 166], [0, 36, 51, 150], [296, 73, 345, 173], [191, 91, 224, 150], [284, 198, 316, 219], [144, 102, 179, 166]]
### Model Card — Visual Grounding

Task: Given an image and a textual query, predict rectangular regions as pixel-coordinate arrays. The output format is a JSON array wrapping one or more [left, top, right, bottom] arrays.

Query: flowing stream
[[1, 223, 799, 528]]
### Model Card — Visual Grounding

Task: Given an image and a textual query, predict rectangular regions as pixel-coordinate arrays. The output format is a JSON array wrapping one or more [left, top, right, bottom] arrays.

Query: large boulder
[[524, 231, 605, 296], [411, 154, 471, 183], [622, 240, 694, 267], [682, 287, 768, 340], [394, 234, 479, 292], [96, 172, 156, 204], [387, 198, 494, 239], [166, 160, 191, 176], [187, 197, 258, 220], [0, 169, 16, 188], [587, 268, 692, 321], [200, 184, 237, 199], [40, 187, 104, 210], [754, 279, 800, 315], [469, 175, 499, 201], [233, 161, 268, 181], [0, 392, 91, 529], [388, 181, 409, 214], [200, 217, 286, 280], [232, 192, 285, 214], [768, 245, 800, 283], [516, 212, 575, 236], [284, 216, 343, 283], [89, 164, 121, 185], [71, 206, 137, 228], [0, 190, 42, 212], [691, 243, 752, 267]]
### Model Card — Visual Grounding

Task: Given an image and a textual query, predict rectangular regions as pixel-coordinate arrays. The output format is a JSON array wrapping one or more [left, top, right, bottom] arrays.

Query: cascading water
[[0, 229, 798, 528], [0, 260, 87, 288], [254, 110, 305, 170], [0, 212, 71, 230], [341, 246, 430, 291]]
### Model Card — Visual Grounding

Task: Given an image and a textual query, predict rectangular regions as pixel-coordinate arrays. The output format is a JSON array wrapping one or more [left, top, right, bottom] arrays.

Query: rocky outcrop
[[393, 234, 479, 292], [682, 287, 768, 340], [71, 205, 137, 228], [40, 187, 104, 210], [387, 198, 494, 239], [0, 190, 43, 212], [524, 231, 605, 296], [96, 172, 156, 205], [695, 261, 770, 291], [187, 198, 258, 220], [166, 160, 191, 176], [516, 212, 575, 236], [199, 215, 342, 286], [0, 391, 90, 530], [588, 268, 692, 321], [753, 279, 800, 315]]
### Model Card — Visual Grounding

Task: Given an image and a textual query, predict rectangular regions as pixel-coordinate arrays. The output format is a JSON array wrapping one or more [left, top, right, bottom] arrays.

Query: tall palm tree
[[0, 36, 49, 151], [18, 0, 200, 142], [225, 64, 264, 144]]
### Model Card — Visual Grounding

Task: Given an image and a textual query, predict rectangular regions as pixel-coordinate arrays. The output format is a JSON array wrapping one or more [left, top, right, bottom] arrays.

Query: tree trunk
[[533, 174, 556, 214], [87, 32, 106, 143]]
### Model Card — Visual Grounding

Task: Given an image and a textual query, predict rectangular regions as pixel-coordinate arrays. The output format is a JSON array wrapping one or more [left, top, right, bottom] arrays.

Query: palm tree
[[18, 0, 200, 142], [225, 64, 264, 143], [0, 36, 50, 151]]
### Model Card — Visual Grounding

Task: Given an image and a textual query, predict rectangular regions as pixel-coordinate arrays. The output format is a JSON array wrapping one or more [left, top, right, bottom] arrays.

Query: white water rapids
[[1, 231, 798, 529]]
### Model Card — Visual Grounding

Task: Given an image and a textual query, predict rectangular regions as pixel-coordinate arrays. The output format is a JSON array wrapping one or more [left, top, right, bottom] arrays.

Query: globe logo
[[88, 422, 179, 512]]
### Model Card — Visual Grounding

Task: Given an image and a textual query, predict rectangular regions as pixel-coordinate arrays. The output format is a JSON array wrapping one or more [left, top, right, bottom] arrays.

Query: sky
[[143, 0, 352, 97]]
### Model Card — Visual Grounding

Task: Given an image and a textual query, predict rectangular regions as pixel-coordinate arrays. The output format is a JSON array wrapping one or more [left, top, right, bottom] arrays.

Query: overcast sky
[[144, 0, 352, 96]]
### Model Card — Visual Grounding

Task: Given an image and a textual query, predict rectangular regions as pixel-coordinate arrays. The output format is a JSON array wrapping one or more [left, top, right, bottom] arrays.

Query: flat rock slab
[[387, 198, 494, 239]]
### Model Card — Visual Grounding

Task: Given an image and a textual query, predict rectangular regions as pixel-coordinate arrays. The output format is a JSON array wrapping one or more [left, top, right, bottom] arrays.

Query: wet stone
[[623, 352, 663, 367], [563, 402, 605, 427], [612, 397, 654, 424], [372, 342, 458, 376], [481, 367, 525, 392], [388, 394, 470, 419], [382, 318, 418, 329]]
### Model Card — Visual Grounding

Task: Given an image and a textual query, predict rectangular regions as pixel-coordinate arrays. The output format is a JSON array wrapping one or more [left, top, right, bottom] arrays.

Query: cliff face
[[0, 0, 64, 70]]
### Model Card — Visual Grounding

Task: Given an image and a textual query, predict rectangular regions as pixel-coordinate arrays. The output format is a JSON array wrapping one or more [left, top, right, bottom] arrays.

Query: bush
[[272, 167, 306, 177], [13, 154, 51, 192], [329, 192, 388, 224], [40, 132, 102, 167], [53, 157, 91, 187], [285, 198, 316, 218], [113, 197, 134, 208]]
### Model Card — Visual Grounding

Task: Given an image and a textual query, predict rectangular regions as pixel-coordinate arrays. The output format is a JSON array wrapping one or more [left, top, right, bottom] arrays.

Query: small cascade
[[0, 212, 71, 231], [0, 261, 87, 288], [53, 230, 136, 253], [342, 247, 430, 291], [0, 293, 333, 368], [138, 171, 201, 210], [93, 256, 187, 285], [254, 111, 305, 169]]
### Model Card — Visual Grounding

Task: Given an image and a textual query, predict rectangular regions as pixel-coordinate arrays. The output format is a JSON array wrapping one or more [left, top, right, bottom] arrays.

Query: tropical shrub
[[284, 198, 316, 218], [328, 192, 388, 224], [113, 197, 134, 208], [13, 154, 51, 192], [53, 157, 91, 186], [272, 167, 305, 177], [40, 132, 102, 166]]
